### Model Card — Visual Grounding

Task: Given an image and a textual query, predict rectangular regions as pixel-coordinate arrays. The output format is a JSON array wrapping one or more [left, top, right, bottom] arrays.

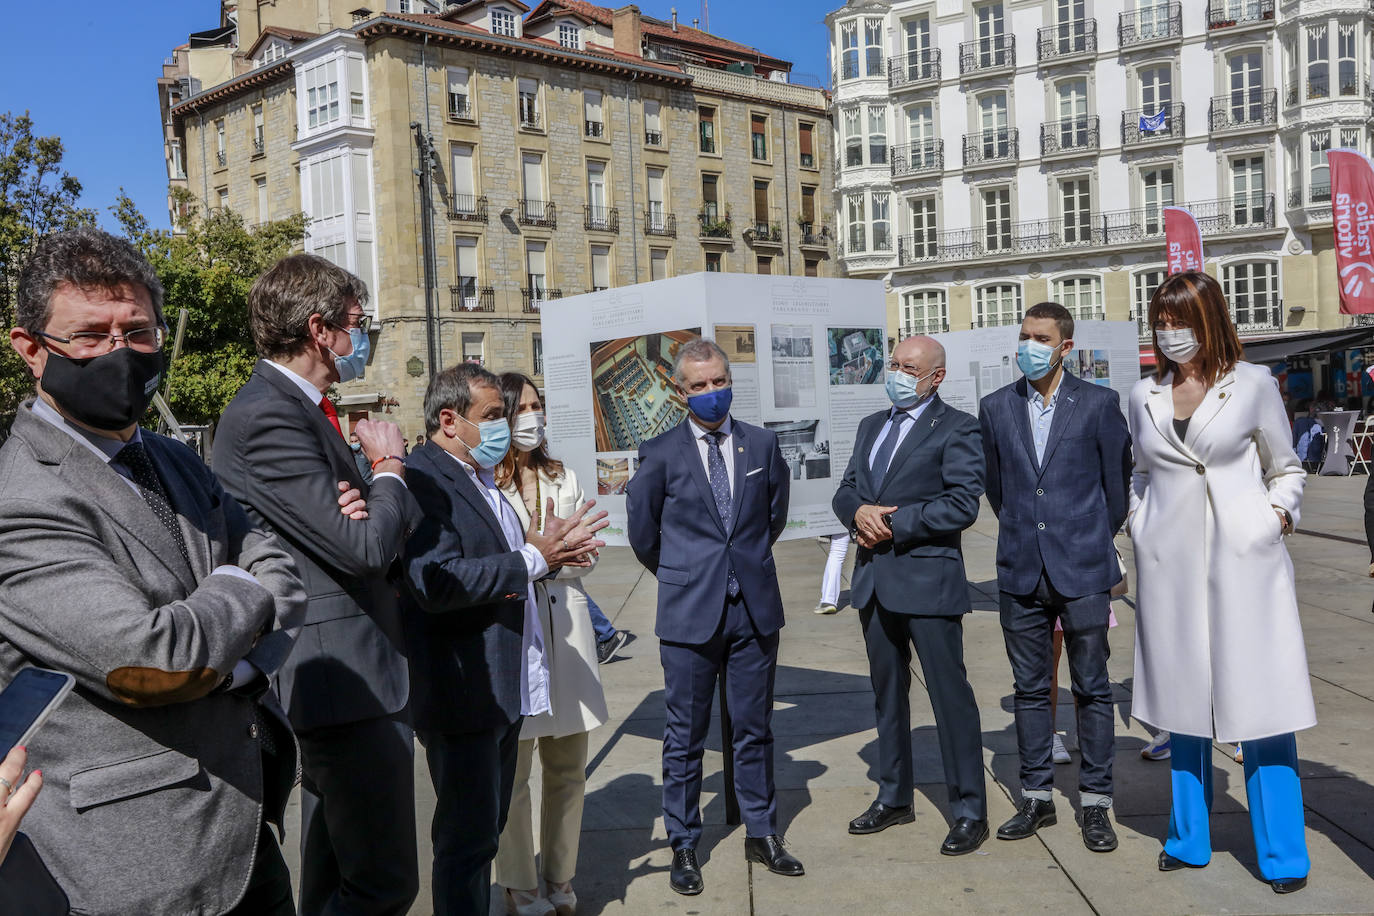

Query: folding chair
[[1348, 415, 1374, 475]]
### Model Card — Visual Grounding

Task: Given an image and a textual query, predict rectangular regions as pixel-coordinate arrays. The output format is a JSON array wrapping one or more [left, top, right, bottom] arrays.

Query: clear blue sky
[[0, 1, 835, 233]]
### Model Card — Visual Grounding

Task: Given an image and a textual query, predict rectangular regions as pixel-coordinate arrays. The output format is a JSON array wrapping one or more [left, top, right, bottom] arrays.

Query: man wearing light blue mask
[[626, 337, 799, 895], [978, 302, 1131, 854]]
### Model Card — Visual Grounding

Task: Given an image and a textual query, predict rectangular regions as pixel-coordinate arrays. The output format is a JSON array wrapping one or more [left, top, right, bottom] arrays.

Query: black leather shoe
[[1158, 850, 1207, 872], [669, 847, 703, 896], [745, 835, 804, 876], [848, 801, 916, 835], [1271, 876, 1307, 894], [996, 798, 1056, 840], [940, 817, 990, 856], [1080, 805, 1118, 852]]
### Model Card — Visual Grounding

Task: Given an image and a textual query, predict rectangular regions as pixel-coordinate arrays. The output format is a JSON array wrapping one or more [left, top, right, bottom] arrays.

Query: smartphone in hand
[[0, 668, 75, 753]]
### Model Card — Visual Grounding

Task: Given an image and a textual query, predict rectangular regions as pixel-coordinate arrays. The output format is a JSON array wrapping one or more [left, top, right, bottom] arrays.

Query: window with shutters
[[590, 245, 611, 291], [705, 251, 722, 272], [757, 255, 772, 275], [463, 332, 484, 365], [447, 67, 472, 120], [804, 258, 819, 277], [518, 78, 540, 129], [701, 173, 720, 222], [584, 89, 604, 138], [522, 153, 545, 218], [215, 119, 226, 167], [801, 185, 816, 225], [453, 237, 480, 309], [650, 248, 669, 281], [751, 113, 768, 160], [526, 242, 548, 299], [698, 106, 716, 154], [644, 99, 662, 145], [255, 177, 268, 224], [798, 121, 815, 168], [532, 333, 544, 376], [753, 179, 770, 231], [252, 106, 265, 156], [646, 167, 667, 230], [450, 144, 477, 215]]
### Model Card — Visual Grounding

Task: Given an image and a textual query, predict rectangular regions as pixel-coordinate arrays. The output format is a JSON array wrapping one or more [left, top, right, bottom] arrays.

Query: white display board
[[933, 321, 1141, 418], [540, 274, 888, 545]]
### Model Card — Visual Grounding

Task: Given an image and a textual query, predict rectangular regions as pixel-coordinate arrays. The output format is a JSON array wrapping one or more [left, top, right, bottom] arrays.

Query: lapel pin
[[738, 446, 744, 453], [1219, 392, 1226, 399]]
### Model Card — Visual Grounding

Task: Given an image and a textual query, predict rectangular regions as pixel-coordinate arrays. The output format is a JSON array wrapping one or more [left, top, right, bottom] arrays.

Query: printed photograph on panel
[[596, 458, 631, 495], [590, 329, 701, 452], [1066, 348, 1111, 386], [764, 419, 831, 481], [714, 324, 757, 364], [771, 324, 817, 409], [828, 328, 884, 385]]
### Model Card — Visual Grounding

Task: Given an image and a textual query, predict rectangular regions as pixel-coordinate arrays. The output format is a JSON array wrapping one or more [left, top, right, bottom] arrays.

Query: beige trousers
[[494, 731, 591, 891]]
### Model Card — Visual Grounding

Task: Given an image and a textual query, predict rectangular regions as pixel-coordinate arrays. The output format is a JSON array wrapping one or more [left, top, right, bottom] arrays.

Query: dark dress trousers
[[398, 442, 532, 916], [832, 395, 987, 822], [980, 372, 1132, 799], [214, 361, 422, 916], [627, 419, 790, 849]]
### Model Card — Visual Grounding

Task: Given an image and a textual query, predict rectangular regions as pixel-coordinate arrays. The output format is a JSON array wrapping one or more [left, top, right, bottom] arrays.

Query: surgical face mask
[[686, 386, 733, 424], [885, 368, 935, 409], [511, 410, 546, 452], [458, 413, 511, 468], [40, 345, 164, 431], [1156, 327, 1200, 365], [1016, 339, 1063, 381], [329, 326, 370, 383]]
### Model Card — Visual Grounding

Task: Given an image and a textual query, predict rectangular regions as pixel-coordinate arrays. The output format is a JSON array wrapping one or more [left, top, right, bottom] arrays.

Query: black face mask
[[40, 346, 164, 431]]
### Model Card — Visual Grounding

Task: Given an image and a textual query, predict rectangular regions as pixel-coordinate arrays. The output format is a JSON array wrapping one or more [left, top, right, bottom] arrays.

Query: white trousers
[[820, 533, 851, 606], [493, 731, 590, 891]]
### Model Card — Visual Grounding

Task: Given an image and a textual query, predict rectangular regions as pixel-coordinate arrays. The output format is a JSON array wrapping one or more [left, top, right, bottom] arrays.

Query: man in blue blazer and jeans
[[979, 302, 1132, 852], [627, 338, 801, 895]]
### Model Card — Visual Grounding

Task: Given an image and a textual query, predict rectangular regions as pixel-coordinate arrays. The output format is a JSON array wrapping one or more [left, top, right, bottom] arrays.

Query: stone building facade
[[161, 0, 833, 436]]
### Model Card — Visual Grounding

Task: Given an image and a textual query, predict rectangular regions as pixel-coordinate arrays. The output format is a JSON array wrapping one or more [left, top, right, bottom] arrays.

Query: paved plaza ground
[[283, 475, 1374, 915]]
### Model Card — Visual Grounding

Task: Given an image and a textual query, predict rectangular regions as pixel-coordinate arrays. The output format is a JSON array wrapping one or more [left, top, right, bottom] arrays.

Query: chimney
[[671, 7, 678, 31], [692, 18, 699, 29], [613, 5, 642, 57]]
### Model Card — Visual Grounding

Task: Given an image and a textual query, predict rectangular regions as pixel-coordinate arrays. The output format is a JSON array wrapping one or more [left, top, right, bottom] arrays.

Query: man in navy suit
[[398, 364, 606, 915], [979, 302, 1131, 853], [627, 338, 801, 895], [832, 335, 989, 856]]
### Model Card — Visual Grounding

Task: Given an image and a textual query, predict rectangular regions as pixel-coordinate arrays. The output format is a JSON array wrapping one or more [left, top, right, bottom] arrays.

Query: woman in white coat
[[1128, 271, 1313, 894], [493, 372, 610, 916]]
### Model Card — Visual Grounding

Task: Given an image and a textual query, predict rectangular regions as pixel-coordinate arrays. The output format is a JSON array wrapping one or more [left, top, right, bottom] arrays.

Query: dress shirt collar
[[265, 359, 327, 404], [688, 414, 733, 441], [1027, 375, 1064, 410], [30, 395, 141, 464], [889, 394, 933, 425], [442, 445, 495, 488]]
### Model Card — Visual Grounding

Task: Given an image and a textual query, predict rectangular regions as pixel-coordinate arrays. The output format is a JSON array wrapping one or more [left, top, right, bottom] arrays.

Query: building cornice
[[170, 60, 294, 119]]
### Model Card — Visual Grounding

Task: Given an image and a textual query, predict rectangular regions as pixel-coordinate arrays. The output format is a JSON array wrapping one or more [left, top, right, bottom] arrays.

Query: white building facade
[[827, 0, 1374, 345]]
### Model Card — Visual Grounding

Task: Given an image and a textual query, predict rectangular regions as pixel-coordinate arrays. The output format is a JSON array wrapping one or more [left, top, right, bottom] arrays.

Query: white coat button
[[249, 722, 259, 739], [1036, 488, 1044, 496], [1194, 464, 1205, 475], [1037, 522, 1046, 530]]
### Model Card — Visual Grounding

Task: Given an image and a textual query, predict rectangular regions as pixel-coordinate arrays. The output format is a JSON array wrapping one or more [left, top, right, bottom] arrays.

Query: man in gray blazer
[[214, 254, 422, 915], [0, 228, 307, 914]]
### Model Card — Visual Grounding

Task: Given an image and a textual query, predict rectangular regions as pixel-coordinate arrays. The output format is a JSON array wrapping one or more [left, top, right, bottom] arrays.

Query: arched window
[[901, 289, 948, 336], [1222, 260, 1281, 332], [1052, 275, 1103, 321], [975, 283, 1021, 328]]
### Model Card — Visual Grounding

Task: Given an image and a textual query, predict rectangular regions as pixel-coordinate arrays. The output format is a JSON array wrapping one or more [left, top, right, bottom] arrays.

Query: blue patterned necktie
[[706, 431, 740, 597], [870, 410, 911, 491], [117, 441, 192, 569]]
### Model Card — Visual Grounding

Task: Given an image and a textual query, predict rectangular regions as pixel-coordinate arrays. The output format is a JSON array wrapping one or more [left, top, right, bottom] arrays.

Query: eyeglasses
[[330, 314, 373, 334], [885, 360, 926, 375], [38, 327, 167, 355]]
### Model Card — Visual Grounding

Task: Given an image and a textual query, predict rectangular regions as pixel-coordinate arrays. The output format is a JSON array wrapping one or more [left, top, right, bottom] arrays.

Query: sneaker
[[814, 602, 839, 615], [1141, 732, 1171, 760], [1052, 733, 1071, 764], [1232, 744, 1243, 764], [596, 629, 630, 665]]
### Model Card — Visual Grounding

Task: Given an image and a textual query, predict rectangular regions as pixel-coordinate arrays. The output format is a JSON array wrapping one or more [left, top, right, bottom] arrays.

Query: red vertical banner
[[1163, 206, 1204, 275], [1328, 149, 1374, 314]]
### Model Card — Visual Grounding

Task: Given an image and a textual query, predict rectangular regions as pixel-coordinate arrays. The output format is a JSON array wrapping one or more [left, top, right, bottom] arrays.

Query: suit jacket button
[[1195, 464, 1205, 475], [550, 595, 557, 604], [249, 722, 259, 739], [1036, 488, 1044, 496], [1037, 522, 1046, 530]]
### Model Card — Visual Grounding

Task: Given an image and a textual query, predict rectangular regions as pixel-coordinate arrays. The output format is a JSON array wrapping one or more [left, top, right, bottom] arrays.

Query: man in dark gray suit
[[214, 254, 421, 915], [832, 334, 989, 855], [980, 302, 1131, 852], [399, 364, 605, 915], [0, 228, 307, 914]]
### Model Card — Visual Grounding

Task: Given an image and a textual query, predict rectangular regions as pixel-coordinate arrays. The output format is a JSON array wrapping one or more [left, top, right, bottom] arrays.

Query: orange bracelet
[[370, 455, 403, 470]]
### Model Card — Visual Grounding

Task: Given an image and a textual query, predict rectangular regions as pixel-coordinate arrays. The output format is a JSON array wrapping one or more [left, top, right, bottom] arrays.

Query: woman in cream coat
[[1128, 271, 1313, 893], [494, 372, 609, 916]]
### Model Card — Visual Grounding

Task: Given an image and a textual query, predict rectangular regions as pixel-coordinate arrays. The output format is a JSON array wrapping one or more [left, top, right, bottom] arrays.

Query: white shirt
[[867, 396, 934, 473], [264, 360, 404, 486], [1027, 377, 1064, 465], [29, 397, 264, 688], [443, 449, 551, 717], [688, 415, 735, 496]]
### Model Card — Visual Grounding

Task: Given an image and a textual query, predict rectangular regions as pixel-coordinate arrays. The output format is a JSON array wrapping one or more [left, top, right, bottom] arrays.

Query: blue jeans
[[587, 595, 616, 642], [1165, 732, 1310, 880]]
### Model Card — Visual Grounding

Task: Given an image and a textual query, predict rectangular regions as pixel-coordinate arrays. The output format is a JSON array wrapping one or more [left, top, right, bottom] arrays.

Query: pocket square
[[745, 468, 764, 477]]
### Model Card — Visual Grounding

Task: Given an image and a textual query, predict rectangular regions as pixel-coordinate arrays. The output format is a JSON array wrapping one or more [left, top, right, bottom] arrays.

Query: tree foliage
[[115, 188, 308, 425]]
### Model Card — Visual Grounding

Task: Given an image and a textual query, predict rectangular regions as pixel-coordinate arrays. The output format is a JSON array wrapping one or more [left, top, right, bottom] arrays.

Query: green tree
[[115, 188, 308, 425], [0, 112, 97, 418]]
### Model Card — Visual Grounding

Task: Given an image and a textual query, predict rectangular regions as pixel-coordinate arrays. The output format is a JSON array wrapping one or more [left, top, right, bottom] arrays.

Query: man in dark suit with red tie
[[214, 254, 422, 916]]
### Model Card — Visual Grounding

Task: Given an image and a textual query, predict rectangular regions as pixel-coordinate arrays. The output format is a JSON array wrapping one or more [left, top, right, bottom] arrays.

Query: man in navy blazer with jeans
[[832, 334, 989, 856], [979, 302, 1131, 853], [627, 338, 800, 896]]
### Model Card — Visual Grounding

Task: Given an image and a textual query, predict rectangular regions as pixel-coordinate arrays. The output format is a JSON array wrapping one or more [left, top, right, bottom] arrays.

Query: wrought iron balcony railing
[[1037, 19, 1097, 62], [521, 288, 563, 313], [888, 48, 941, 89], [583, 204, 619, 232], [897, 233, 939, 265], [518, 199, 556, 228], [519, 107, 541, 130], [449, 284, 495, 312], [448, 193, 489, 223], [585, 120, 604, 138], [962, 128, 1019, 166], [899, 319, 950, 337], [958, 36, 1015, 76], [447, 96, 473, 121], [645, 129, 663, 146], [799, 223, 831, 247], [215, 150, 226, 167], [1287, 183, 1331, 208], [252, 137, 265, 157], [1121, 102, 1184, 145], [1232, 297, 1285, 335], [746, 212, 785, 245], [1118, 2, 1182, 47], [1206, 0, 1274, 29], [644, 211, 677, 237], [1039, 116, 1099, 156], [890, 139, 944, 177], [698, 211, 732, 239], [1208, 89, 1277, 133]]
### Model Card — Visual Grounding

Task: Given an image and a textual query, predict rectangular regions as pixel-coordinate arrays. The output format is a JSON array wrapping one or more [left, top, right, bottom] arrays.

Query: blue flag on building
[[1139, 110, 1168, 133]]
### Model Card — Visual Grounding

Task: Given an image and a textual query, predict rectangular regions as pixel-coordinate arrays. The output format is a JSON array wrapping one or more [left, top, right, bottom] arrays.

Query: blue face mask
[[1016, 339, 1062, 381], [686, 386, 733, 424], [459, 413, 511, 468], [331, 327, 370, 383], [885, 369, 935, 409]]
